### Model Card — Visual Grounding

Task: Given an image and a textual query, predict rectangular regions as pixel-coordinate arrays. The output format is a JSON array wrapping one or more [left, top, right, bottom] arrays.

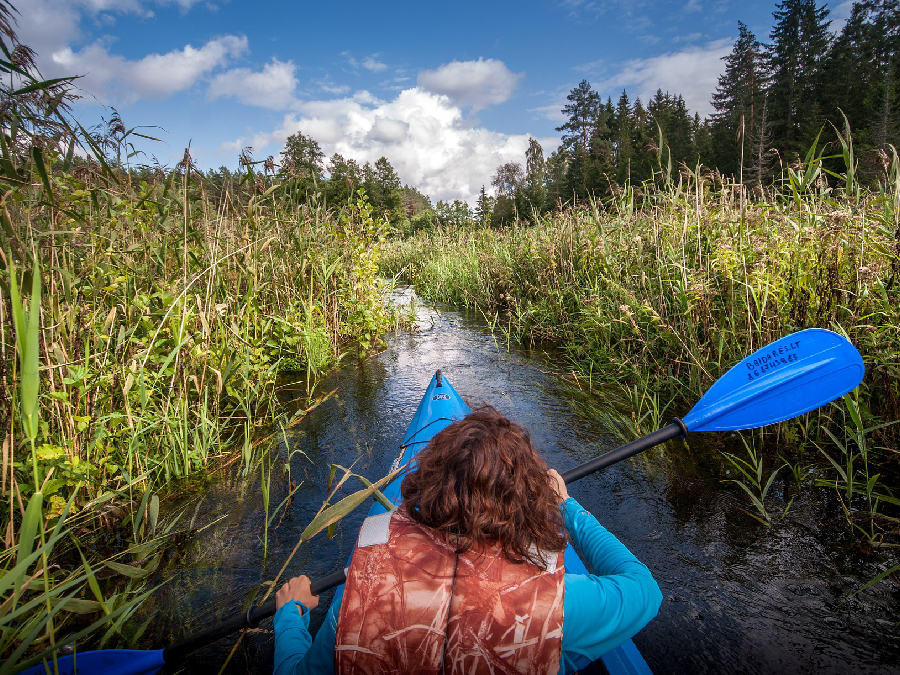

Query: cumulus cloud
[[209, 58, 298, 110], [222, 87, 556, 204], [418, 58, 523, 111], [52, 35, 247, 104], [16, 0, 213, 89], [596, 39, 732, 118]]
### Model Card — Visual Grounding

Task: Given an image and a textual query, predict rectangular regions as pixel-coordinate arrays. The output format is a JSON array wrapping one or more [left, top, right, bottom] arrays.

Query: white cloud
[[596, 39, 732, 118], [52, 35, 248, 104], [16, 0, 213, 85], [418, 58, 523, 111], [315, 76, 350, 95], [209, 58, 298, 110], [684, 0, 702, 12], [15, 0, 83, 62], [362, 56, 388, 72], [342, 51, 388, 72], [221, 87, 557, 204]]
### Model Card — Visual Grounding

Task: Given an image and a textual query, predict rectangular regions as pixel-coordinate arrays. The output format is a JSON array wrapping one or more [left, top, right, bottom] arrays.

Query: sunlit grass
[[381, 143, 900, 543]]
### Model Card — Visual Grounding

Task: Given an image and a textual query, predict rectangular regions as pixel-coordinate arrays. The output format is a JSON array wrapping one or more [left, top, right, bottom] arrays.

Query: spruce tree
[[475, 185, 493, 226], [767, 0, 832, 159], [710, 22, 769, 179], [524, 138, 548, 217], [556, 80, 601, 200], [613, 91, 636, 185]]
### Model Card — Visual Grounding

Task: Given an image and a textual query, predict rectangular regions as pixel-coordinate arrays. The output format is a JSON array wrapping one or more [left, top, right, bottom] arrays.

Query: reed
[[1, 155, 397, 666], [381, 139, 900, 546]]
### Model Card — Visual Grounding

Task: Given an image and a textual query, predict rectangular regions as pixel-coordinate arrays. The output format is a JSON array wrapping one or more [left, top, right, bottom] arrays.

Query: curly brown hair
[[400, 406, 567, 568]]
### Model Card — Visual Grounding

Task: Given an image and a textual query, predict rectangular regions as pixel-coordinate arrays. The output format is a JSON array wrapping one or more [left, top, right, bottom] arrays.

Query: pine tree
[[612, 90, 636, 185], [767, 0, 832, 159], [491, 162, 524, 226], [556, 80, 601, 199], [524, 138, 548, 217], [868, 0, 900, 149], [586, 99, 615, 196], [710, 22, 768, 179], [474, 185, 494, 226], [629, 98, 655, 183], [325, 153, 361, 205]]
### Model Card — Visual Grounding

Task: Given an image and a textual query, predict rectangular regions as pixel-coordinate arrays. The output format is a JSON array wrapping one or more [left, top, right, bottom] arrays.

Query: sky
[[17, 0, 853, 204]]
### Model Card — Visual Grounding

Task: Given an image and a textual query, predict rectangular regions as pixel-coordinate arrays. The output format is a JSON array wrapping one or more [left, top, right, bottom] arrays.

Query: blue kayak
[[343, 370, 653, 675], [17, 370, 653, 675]]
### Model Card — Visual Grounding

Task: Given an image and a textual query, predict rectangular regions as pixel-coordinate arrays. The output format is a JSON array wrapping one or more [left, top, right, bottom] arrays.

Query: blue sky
[[19, 0, 851, 203]]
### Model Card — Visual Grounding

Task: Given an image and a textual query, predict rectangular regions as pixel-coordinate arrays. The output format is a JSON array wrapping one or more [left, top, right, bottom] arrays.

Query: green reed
[[381, 138, 900, 546], [1, 157, 397, 667]]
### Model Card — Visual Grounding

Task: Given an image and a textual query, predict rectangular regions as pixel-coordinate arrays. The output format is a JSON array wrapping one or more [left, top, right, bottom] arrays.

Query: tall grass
[[1, 155, 397, 666], [381, 141, 900, 545]]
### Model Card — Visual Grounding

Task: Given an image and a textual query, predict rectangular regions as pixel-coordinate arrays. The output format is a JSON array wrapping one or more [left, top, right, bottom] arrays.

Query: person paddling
[[274, 406, 662, 674]]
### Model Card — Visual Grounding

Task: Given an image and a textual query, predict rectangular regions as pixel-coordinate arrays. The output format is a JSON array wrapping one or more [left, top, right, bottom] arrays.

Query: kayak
[[17, 370, 652, 675], [336, 369, 653, 675]]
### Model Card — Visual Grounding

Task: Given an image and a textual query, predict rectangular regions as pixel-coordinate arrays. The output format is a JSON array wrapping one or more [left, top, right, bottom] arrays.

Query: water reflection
[[148, 289, 899, 674]]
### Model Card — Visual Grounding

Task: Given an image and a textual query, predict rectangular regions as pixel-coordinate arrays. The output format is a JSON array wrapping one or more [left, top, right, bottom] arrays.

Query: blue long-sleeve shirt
[[274, 496, 662, 674]]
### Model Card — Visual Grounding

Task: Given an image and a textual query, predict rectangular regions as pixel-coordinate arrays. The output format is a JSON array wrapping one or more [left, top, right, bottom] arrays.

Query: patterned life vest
[[335, 507, 565, 675]]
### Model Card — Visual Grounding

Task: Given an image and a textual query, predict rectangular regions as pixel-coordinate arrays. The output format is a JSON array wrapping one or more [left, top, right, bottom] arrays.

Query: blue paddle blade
[[682, 328, 864, 432], [18, 649, 165, 675]]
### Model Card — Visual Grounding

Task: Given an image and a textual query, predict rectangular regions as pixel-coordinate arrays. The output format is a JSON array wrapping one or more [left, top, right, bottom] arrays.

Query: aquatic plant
[[380, 133, 900, 547]]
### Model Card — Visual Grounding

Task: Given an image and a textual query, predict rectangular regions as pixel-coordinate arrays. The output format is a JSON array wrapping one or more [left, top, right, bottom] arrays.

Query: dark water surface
[[148, 291, 900, 675]]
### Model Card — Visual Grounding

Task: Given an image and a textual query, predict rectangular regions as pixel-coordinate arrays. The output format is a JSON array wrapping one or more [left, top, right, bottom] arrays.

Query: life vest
[[335, 506, 565, 675]]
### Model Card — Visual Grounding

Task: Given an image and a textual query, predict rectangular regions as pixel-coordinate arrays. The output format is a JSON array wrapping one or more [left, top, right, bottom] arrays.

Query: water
[[148, 290, 900, 674]]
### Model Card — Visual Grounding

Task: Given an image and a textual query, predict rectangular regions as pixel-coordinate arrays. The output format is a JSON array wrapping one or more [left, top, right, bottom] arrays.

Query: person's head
[[400, 406, 566, 567]]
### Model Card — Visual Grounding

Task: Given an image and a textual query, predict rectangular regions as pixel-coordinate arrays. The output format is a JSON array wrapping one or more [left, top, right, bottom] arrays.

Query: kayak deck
[[351, 370, 652, 675]]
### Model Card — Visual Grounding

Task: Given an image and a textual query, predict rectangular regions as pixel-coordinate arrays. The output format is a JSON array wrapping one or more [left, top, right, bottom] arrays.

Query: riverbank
[[1, 168, 400, 668], [380, 171, 900, 545]]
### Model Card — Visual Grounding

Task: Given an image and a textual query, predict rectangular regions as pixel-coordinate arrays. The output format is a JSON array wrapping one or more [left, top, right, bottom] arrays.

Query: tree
[[325, 153, 361, 205], [612, 91, 636, 185], [556, 80, 601, 198], [280, 131, 324, 178], [365, 156, 404, 223], [648, 91, 697, 169], [475, 185, 494, 226], [710, 22, 769, 179], [544, 150, 569, 207], [401, 185, 432, 220], [435, 199, 473, 227], [822, 0, 900, 153], [767, 0, 832, 158], [523, 138, 548, 217], [491, 162, 524, 226]]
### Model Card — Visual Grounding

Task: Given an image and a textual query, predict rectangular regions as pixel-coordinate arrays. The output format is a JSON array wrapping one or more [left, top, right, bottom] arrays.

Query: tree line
[[206, 0, 898, 230], [483, 0, 899, 225]]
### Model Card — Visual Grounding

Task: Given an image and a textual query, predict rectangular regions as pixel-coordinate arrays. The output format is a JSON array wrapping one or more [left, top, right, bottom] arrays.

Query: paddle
[[18, 328, 864, 675]]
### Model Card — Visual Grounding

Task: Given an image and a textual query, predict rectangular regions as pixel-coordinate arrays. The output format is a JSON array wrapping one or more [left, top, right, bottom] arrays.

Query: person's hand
[[276, 575, 319, 611], [548, 469, 569, 503]]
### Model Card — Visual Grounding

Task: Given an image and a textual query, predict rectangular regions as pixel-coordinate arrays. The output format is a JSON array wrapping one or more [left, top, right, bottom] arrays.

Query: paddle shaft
[[163, 418, 688, 663], [162, 568, 346, 663], [560, 419, 686, 484]]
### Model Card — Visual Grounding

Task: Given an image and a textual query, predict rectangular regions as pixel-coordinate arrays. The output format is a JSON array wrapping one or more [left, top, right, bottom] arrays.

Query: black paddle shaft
[[163, 418, 687, 662], [162, 568, 347, 663], [559, 419, 687, 484]]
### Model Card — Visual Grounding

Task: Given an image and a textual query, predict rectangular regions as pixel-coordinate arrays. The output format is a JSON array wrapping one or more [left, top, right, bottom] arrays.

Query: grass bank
[[1, 157, 399, 668], [381, 160, 900, 544]]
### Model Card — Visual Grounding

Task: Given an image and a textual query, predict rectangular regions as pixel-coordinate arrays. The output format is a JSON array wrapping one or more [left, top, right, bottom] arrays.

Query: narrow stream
[[147, 290, 900, 674]]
